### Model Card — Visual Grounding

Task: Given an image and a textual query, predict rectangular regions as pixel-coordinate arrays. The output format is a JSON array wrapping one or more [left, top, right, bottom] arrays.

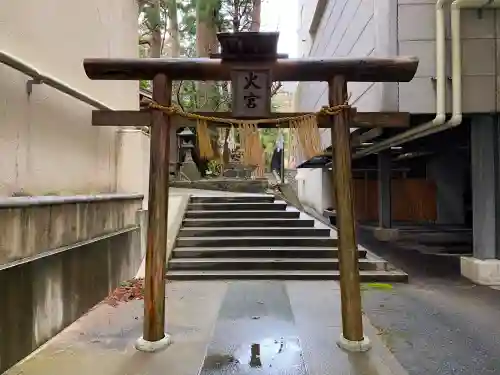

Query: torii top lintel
[[83, 56, 419, 83]]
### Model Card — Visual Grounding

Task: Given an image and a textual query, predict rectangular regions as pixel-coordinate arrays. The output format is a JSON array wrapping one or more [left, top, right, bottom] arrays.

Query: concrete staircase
[[166, 195, 408, 281]]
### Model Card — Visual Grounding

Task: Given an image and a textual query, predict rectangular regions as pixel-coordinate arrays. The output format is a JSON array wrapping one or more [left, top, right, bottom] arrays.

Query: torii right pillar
[[329, 76, 371, 352]]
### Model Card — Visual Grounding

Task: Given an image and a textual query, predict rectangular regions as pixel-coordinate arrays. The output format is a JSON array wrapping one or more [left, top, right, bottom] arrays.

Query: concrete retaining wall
[[0, 0, 139, 197], [0, 194, 143, 373]]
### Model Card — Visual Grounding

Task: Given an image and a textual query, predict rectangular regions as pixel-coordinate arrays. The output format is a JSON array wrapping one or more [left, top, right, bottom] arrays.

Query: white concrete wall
[[297, 0, 500, 121], [295, 0, 382, 202], [398, 1, 500, 113], [296, 168, 333, 213], [116, 130, 151, 209], [296, 0, 387, 164], [0, 0, 141, 197], [294, 0, 500, 211]]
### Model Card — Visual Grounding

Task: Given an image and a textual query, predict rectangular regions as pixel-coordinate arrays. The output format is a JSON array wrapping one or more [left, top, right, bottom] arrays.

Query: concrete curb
[[166, 194, 191, 266], [135, 193, 191, 278], [362, 315, 410, 375]]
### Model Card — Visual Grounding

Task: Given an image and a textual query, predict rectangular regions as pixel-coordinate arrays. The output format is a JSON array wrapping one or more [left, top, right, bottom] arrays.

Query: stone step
[[165, 269, 409, 282], [190, 195, 275, 204], [172, 246, 367, 259], [185, 210, 300, 219], [187, 202, 287, 211], [168, 258, 386, 271], [182, 218, 315, 228], [176, 236, 338, 248], [178, 227, 331, 238]]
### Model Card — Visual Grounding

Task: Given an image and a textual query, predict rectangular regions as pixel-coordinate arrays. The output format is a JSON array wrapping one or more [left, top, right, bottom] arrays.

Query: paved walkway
[[6, 280, 408, 375], [5, 189, 409, 374], [357, 228, 500, 375]]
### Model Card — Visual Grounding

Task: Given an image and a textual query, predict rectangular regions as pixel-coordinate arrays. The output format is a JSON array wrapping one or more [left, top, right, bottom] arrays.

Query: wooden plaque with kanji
[[231, 69, 272, 118]]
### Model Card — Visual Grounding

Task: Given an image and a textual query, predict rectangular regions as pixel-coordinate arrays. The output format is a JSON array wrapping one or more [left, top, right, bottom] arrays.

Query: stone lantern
[[177, 127, 200, 180], [178, 127, 195, 162]]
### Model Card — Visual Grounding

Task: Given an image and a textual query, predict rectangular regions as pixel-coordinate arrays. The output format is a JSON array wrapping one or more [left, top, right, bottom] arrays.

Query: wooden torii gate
[[83, 32, 418, 353]]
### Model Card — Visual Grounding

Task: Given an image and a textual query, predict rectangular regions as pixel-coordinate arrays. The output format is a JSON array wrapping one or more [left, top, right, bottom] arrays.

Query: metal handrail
[[0, 50, 112, 110]]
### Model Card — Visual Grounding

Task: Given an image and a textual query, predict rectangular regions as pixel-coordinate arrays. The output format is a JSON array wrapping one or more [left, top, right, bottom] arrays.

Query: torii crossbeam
[[83, 31, 418, 354]]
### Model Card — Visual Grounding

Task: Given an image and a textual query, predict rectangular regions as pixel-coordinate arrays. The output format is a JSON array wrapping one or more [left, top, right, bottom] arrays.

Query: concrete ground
[[358, 229, 500, 375], [5, 281, 409, 375], [4, 188, 411, 375], [12, 187, 490, 375]]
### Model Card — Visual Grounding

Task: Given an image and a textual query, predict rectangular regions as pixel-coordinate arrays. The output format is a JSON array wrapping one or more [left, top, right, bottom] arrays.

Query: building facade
[[0, 0, 149, 199], [295, 0, 500, 285]]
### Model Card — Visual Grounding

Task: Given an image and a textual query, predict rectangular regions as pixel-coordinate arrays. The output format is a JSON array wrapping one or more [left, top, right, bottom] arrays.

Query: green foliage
[[138, 0, 281, 114], [260, 128, 280, 171], [361, 283, 394, 291], [219, 0, 256, 31], [197, 0, 221, 22], [206, 159, 223, 177], [140, 80, 150, 91], [144, 5, 161, 31]]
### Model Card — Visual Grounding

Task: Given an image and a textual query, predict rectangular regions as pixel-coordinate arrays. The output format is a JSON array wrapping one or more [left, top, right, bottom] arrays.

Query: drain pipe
[[353, 0, 449, 158], [447, 0, 466, 126]]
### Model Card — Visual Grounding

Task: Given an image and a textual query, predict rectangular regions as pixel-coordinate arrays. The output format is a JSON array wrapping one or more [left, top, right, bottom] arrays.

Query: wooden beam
[[92, 110, 152, 127], [351, 128, 383, 147], [83, 56, 419, 83], [329, 75, 365, 344], [92, 110, 409, 129], [142, 74, 171, 343]]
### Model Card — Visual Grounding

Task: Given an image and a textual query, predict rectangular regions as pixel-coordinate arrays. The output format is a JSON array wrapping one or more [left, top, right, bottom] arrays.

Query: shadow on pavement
[[357, 226, 462, 281]]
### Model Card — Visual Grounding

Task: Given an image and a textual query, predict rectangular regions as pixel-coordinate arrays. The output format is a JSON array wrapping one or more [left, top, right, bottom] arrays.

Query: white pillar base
[[337, 334, 372, 352], [461, 257, 500, 286], [135, 334, 172, 353]]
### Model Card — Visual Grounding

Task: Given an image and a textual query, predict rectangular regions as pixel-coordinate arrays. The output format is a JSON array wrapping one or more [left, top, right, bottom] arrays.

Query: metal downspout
[[353, 0, 457, 159]]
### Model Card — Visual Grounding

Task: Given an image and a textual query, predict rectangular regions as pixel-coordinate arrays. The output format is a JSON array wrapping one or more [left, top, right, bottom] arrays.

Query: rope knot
[[148, 102, 183, 115], [319, 102, 351, 116]]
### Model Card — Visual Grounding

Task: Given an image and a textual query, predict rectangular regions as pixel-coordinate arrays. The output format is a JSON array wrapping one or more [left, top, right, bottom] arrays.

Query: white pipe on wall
[[353, 0, 449, 158], [354, 0, 500, 159], [446, 0, 500, 124], [448, 0, 465, 126], [435, 0, 449, 126]]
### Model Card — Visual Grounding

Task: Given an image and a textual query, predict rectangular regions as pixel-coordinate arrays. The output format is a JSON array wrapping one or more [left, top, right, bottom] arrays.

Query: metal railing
[[0, 50, 112, 110]]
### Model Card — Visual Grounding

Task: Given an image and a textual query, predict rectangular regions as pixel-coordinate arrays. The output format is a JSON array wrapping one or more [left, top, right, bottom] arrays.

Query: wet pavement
[[5, 280, 409, 375], [200, 282, 306, 375]]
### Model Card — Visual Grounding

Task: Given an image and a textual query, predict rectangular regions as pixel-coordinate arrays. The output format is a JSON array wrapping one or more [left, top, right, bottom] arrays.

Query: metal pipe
[[448, 0, 465, 126], [0, 50, 112, 110], [354, 0, 500, 159], [354, 0, 449, 158], [447, 0, 500, 125]]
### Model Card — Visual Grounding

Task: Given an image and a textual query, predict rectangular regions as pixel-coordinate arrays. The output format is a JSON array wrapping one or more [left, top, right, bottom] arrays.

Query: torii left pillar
[[135, 73, 173, 352]]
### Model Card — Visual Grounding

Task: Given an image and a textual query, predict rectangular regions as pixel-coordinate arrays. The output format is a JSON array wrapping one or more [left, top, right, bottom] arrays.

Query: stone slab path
[[6, 280, 409, 375]]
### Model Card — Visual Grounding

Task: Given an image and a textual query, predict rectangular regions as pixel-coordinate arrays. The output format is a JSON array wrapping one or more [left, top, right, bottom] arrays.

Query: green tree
[[137, 0, 287, 169]]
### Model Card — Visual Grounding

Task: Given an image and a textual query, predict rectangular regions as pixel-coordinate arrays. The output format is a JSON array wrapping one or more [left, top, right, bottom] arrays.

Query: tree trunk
[[221, 81, 231, 167], [196, 0, 218, 110], [232, 0, 240, 31], [149, 0, 162, 58], [196, 0, 220, 168], [166, 0, 181, 57], [250, 0, 261, 32], [196, 1, 218, 58]]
